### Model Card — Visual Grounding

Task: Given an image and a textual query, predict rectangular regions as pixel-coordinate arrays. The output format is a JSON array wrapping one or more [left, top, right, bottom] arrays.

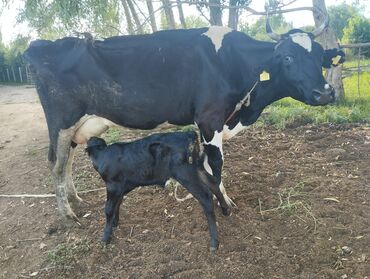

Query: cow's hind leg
[[53, 129, 79, 221], [65, 144, 83, 208]]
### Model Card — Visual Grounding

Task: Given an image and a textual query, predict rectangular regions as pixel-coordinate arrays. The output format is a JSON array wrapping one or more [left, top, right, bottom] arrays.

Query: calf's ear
[[323, 49, 345, 68]]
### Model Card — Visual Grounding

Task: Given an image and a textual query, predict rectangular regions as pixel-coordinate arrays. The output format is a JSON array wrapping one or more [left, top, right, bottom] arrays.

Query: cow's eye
[[284, 56, 294, 65]]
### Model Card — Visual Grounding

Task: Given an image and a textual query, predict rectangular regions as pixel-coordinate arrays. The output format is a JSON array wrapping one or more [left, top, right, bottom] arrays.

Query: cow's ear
[[323, 48, 345, 68]]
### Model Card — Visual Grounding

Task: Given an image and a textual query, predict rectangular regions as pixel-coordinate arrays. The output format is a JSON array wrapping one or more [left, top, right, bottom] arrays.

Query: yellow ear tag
[[332, 55, 341, 65], [260, 70, 270, 81]]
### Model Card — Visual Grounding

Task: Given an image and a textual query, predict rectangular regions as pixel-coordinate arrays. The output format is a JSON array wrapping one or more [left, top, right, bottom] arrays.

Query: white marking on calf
[[223, 122, 246, 140], [203, 130, 223, 158], [203, 154, 214, 175], [202, 26, 232, 52], [289, 33, 312, 52]]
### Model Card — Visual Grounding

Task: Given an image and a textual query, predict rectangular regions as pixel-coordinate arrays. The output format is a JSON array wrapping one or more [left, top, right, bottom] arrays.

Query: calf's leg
[[173, 165, 219, 251], [198, 170, 231, 216], [102, 182, 133, 244]]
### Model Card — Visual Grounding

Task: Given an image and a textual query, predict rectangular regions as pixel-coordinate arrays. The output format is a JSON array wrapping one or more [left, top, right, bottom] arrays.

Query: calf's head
[[266, 17, 345, 106]]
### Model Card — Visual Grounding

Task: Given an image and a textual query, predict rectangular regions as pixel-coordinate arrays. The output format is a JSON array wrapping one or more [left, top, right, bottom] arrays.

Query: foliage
[[184, 15, 209, 29], [342, 16, 370, 58], [0, 34, 30, 79], [327, 3, 361, 40], [18, 0, 121, 39], [240, 14, 292, 41]]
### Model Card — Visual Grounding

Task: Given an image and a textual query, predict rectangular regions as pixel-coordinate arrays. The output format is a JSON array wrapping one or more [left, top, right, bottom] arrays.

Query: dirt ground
[[0, 85, 369, 279]]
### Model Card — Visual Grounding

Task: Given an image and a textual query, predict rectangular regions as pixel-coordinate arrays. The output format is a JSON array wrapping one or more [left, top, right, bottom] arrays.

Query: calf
[[85, 131, 230, 251]]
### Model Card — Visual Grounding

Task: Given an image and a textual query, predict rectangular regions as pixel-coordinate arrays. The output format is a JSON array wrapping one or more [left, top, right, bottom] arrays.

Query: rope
[[0, 187, 105, 198], [224, 80, 259, 125]]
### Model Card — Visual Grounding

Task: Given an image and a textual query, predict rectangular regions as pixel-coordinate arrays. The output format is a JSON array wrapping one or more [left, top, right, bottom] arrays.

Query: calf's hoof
[[221, 206, 231, 216], [101, 234, 111, 245], [209, 246, 218, 253]]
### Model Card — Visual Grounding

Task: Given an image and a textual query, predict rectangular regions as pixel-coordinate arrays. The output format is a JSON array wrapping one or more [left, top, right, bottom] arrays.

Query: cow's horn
[[265, 12, 281, 41], [311, 17, 329, 38]]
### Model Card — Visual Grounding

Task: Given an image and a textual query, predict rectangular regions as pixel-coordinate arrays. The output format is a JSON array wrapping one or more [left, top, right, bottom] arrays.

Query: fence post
[[18, 67, 23, 83], [6, 68, 10, 81], [1, 71, 4, 82], [357, 47, 361, 97], [11, 67, 16, 82]]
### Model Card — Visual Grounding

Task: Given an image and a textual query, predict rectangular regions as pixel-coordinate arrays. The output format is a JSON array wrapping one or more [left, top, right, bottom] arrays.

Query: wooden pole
[[11, 67, 16, 82], [19, 67, 23, 83], [6, 68, 10, 81], [357, 47, 361, 97]]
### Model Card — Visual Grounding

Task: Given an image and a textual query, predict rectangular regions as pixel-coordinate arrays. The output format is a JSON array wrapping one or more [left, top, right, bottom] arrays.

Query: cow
[[24, 16, 345, 221], [85, 131, 230, 251]]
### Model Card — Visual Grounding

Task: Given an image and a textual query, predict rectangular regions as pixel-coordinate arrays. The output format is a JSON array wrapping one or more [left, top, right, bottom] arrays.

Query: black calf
[[86, 131, 230, 251]]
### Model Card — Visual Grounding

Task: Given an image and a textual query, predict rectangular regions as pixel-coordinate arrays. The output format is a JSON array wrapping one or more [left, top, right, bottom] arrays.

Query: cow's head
[[266, 16, 345, 106]]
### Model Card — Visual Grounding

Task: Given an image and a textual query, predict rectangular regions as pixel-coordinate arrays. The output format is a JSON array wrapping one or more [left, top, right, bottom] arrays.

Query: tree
[[146, 0, 158, 32], [241, 14, 292, 41], [162, 0, 176, 29], [342, 16, 370, 58], [209, 0, 223, 26], [18, 0, 123, 38], [312, 0, 344, 101], [327, 3, 360, 40], [5, 35, 30, 67], [185, 15, 209, 28]]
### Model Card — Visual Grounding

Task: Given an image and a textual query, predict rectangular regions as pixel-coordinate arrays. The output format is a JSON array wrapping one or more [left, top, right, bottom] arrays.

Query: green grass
[[47, 239, 91, 269], [259, 59, 370, 128], [102, 127, 122, 144], [260, 182, 318, 232]]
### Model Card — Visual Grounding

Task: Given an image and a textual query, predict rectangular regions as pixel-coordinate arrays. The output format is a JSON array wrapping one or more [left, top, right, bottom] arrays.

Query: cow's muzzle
[[312, 85, 335, 105]]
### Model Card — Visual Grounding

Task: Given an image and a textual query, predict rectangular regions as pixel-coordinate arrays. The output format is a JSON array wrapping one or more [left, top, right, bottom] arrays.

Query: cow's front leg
[[201, 129, 236, 207]]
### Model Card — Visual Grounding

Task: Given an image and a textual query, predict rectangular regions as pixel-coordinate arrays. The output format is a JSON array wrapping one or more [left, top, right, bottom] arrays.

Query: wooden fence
[[0, 65, 33, 84], [340, 42, 370, 97]]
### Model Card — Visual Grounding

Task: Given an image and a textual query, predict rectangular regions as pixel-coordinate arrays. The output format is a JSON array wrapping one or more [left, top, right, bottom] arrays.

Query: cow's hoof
[[112, 219, 119, 227], [69, 194, 84, 208]]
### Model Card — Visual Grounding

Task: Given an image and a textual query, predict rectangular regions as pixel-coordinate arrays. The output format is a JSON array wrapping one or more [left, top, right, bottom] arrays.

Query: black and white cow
[[24, 17, 344, 221]]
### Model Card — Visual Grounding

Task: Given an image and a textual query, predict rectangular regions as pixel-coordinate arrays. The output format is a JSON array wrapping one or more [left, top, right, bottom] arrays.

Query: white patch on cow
[[324, 84, 330, 90], [70, 115, 116, 144], [203, 154, 213, 175], [289, 33, 312, 52], [223, 122, 246, 140], [202, 26, 232, 52]]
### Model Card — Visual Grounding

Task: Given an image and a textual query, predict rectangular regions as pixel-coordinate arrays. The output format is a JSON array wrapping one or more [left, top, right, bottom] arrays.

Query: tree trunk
[[312, 0, 345, 101], [209, 0, 222, 26], [121, 0, 134, 34], [127, 0, 144, 34], [177, 0, 187, 29], [161, 0, 176, 29], [145, 0, 157, 32], [228, 0, 239, 30]]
